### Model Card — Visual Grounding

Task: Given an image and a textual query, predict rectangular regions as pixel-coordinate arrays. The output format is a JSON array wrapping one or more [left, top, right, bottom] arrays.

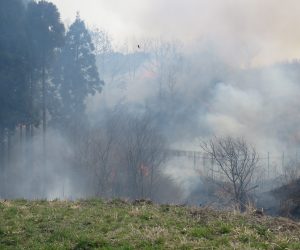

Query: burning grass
[[0, 199, 300, 249]]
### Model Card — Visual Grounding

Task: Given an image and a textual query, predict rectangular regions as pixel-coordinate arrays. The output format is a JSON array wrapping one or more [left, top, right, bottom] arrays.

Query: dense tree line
[[0, 0, 173, 202], [0, 0, 103, 197], [0, 1, 263, 207]]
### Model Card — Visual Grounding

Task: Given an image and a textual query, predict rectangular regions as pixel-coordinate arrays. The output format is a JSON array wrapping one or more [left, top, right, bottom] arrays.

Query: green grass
[[0, 199, 299, 249]]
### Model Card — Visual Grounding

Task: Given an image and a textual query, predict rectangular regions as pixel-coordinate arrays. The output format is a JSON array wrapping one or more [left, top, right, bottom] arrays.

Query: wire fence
[[167, 149, 300, 192]]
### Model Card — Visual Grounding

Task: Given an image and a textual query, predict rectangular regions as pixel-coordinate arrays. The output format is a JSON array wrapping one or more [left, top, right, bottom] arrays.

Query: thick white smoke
[[85, 41, 300, 198]]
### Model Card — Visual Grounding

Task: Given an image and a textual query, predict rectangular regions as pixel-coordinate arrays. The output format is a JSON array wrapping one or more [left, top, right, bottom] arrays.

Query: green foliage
[[0, 0, 29, 130], [190, 226, 212, 239], [51, 14, 104, 129], [0, 200, 300, 249], [73, 239, 108, 250], [217, 223, 232, 235], [0, 0, 65, 137], [26, 0, 65, 67]]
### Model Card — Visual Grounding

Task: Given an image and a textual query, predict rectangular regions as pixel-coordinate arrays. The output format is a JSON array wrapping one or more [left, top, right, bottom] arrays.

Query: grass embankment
[[0, 199, 300, 249]]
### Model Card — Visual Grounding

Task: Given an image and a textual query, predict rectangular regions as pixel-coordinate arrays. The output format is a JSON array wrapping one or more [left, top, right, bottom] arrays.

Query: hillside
[[0, 199, 300, 249]]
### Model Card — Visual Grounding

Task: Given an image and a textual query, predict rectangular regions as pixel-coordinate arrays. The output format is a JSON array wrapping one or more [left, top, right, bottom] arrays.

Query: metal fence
[[167, 149, 300, 192]]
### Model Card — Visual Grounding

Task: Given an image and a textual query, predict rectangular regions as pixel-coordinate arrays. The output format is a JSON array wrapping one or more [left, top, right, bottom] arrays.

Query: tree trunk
[[0, 127, 4, 197], [4, 130, 11, 198], [149, 165, 154, 200], [0, 127, 4, 171], [42, 62, 46, 162], [25, 124, 30, 140], [20, 124, 23, 143], [42, 57, 47, 198], [29, 68, 34, 140], [25, 124, 32, 171], [30, 124, 34, 138], [7, 130, 11, 167]]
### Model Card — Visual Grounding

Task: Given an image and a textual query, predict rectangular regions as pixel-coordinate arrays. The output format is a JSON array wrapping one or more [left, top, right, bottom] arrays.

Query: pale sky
[[51, 0, 300, 66]]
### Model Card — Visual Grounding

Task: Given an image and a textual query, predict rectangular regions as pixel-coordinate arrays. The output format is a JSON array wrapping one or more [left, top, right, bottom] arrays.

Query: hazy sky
[[51, 0, 300, 66]]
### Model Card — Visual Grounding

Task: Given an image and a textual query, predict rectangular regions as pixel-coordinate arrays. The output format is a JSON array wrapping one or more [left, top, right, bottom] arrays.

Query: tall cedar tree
[[0, 0, 29, 171], [26, 0, 64, 149], [0, 0, 29, 130], [52, 15, 103, 130]]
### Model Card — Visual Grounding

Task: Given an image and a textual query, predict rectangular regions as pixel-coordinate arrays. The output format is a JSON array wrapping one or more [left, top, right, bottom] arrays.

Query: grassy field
[[0, 199, 300, 249]]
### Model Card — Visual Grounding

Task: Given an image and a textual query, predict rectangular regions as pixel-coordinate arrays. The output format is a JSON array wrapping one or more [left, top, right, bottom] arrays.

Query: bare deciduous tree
[[141, 39, 183, 111], [281, 159, 300, 185], [200, 136, 259, 210], [90, 27, 113, 77], [75, 108, 168, 200], [121, 113, 167, 199], [88, 127, 116, 197], [75, 109, 121, 197]]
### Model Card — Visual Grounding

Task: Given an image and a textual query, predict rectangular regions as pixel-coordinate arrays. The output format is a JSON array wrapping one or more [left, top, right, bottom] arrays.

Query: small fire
[[141, 69, 156, 79], [140, 164, 149, 177]]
